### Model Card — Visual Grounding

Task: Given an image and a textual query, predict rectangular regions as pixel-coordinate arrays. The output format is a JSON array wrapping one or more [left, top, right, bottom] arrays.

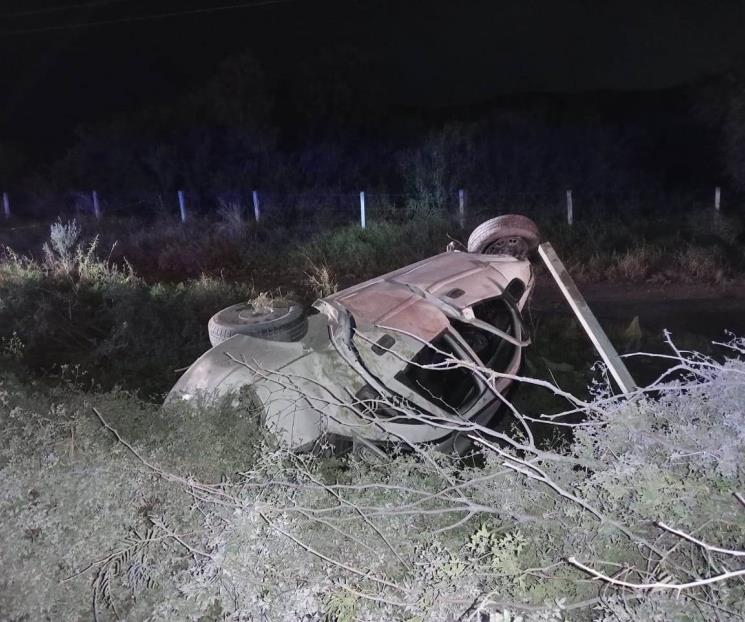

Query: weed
[[43, 218, 81, 271], [0, 211, 743, 619], [676, 245, 727, 283], [304, 259, 338, 298], [612, 244, 662, 281], [0, 230, 253, 396], [215, 198, 248, 238]]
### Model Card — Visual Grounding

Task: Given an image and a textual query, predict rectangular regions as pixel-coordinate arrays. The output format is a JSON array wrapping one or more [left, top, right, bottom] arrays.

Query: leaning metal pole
[[538, 241, 637, 394]]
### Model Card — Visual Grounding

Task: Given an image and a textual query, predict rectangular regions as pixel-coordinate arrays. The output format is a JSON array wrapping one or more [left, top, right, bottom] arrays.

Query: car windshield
[[394, 333, 480, 414], [391, 296, 523, 415], [451, 297, 520, 373]]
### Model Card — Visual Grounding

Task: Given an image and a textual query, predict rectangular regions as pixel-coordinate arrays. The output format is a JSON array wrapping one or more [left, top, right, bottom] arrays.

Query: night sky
[[1, 0, 745, 160]]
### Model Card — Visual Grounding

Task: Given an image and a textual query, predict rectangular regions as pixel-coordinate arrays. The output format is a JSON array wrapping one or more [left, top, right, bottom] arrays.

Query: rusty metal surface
[[335, 281, 450, 343], [326, 251, 531, 342]]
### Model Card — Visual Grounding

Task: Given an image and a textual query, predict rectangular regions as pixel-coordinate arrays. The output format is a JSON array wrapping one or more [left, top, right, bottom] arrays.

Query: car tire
[[207, 300, 307, 347], [467, 214, 540, 258]]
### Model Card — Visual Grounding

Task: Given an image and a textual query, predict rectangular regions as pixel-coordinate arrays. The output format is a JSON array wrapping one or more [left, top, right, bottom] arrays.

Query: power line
[[0, 0, 129, 19], [0, 0, 299, 36]]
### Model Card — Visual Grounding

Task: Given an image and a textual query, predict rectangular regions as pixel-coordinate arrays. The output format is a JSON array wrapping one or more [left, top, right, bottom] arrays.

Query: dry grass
[[675, 246, 727, 283], [2, 211, 743, 292], [304, 260, 338, 298]]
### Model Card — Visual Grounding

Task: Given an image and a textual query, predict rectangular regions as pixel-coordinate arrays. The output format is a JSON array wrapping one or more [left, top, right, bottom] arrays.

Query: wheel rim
[[236, 303, 293, 325], [483, 236, 529, 257]]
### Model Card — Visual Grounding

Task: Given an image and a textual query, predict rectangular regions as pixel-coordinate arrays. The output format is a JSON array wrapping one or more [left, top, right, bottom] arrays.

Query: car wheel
[[467, 214, 540, 258], [207, 300, 307, 347]]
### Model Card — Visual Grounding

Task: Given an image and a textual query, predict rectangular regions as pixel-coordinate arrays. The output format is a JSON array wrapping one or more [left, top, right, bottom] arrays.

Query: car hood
[[319, 251, 531, 342]]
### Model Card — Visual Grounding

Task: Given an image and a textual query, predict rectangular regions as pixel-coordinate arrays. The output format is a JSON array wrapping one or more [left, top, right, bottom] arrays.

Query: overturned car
[[167, 215, 541, 452]]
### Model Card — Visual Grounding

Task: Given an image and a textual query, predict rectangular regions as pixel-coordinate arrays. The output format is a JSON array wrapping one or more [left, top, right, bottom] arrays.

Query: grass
[[0, 209, 742, 397], [2, 206, 744, 289], [0, 232, 255, 397], [0, 212, 743, 619], [1, 337, 743, 620]]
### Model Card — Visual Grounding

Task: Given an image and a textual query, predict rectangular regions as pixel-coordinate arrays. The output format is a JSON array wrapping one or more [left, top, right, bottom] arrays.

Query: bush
[[300, 217, 452, 284], [0, 223, 255, 396], [0, 212, 744, 619], [1, 335, 743, 620], [0, 373, 268, 620]]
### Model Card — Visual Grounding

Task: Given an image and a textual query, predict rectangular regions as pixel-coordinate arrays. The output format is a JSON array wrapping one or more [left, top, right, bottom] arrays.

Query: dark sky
[[1, 0, 745, 152]]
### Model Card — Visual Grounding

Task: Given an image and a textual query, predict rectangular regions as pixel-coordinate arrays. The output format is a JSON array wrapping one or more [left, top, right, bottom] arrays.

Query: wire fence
[[0, 185, 736, 233]]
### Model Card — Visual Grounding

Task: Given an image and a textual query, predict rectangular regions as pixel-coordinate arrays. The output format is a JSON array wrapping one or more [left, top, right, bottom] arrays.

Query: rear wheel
[[208, 300, 307, 346], [467, 214, 540, 258]]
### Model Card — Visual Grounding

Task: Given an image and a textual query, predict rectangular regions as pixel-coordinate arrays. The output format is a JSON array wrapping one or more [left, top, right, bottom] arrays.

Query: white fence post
[[92, 190, 101, 220], [458, 188, 466, 228], [360, 191, 366, 229], [714, 186, 721, 213], [566, 189, 573, 225], [2, 192, 9, 220], [252, 190, 260, 223], [177, 190, 187, 223]]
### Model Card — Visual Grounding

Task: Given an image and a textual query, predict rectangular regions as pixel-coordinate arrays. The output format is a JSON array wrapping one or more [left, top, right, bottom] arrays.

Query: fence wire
[[0, 186, 737, 233]]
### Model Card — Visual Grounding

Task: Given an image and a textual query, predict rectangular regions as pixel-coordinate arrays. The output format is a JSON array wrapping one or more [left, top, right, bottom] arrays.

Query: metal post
[[566, 189, 573, 225], [360, 191, 366, 229], [92, 190, 101, 219], [2, 192, 9, 220], [252, 190, 260, 223], [458, 188, 466, 228], [177, 190, 187, 223], [714, 186, 721, 212], [538, 242, 636, 394]]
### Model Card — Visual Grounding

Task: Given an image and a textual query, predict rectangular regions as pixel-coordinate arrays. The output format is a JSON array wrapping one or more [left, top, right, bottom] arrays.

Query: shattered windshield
[[394, 333, 481, 414], [454, 297, 522, 372]]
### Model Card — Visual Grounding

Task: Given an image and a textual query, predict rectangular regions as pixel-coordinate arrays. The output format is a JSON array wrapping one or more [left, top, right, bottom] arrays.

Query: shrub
[[2, 336, 743, 620], [43, 218, 82, 272], [0, 212, 743, 618], [611, 244, 662, 281], [304, 259, 338, 298], [0, 235, 254, 396], [215, 198, 249, 239], [0, 373, 268, 620], [301, 217, 452, 283], [676, 245, 727, 283], [161, 338, 745, 620]]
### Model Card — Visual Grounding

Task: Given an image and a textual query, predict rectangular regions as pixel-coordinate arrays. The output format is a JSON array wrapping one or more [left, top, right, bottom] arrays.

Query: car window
[[394, 334, 480, 414], [452, 297, 518, 373]]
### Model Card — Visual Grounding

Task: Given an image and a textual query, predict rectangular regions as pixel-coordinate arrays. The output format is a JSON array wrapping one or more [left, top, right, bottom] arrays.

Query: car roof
[[320, 251, 531, 342]]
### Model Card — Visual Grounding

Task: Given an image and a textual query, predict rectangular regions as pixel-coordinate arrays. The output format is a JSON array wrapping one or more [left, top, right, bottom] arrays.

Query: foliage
[[0, 370, 271, 620], [7, 49, 726, 219], [1, 212, 743, 398], [1, 330, 744, 620], [305, 259, 338, 298], [0, 220, 255, 396], [0, 212, 744, 620], [301, 217, 452, 281], [215, 198, 249, 238]]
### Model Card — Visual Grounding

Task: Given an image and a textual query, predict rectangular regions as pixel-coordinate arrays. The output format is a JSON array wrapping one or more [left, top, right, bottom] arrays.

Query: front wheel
[[467, 214, 540, 258]]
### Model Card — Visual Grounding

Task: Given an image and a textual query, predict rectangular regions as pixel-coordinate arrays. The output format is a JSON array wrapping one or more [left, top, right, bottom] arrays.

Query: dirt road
[[532, 277, 745, 340]]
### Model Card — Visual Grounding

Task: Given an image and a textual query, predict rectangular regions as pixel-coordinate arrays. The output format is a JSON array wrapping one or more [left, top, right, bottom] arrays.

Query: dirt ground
[[532, 276, 745, 339]]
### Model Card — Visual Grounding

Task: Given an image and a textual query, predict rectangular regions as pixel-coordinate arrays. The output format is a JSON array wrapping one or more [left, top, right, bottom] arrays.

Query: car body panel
[[333, 280, 449, 343], [323, 252, 531, 339]]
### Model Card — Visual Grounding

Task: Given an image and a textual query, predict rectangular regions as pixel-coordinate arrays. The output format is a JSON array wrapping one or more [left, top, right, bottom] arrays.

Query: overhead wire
[[0, 0, 299, 36], [0, 0, 130, 19]]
